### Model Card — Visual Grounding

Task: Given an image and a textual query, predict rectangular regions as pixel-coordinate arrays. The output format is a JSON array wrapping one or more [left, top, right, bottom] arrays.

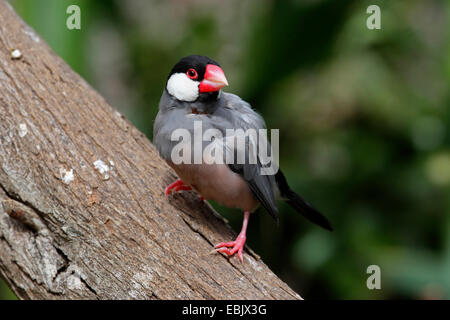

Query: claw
[[214, 234, 246, 262], [214, 245, 244, 262]]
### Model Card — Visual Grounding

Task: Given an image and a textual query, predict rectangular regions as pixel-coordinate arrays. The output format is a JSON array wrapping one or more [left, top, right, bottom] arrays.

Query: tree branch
[[0, 0, 301, 300]]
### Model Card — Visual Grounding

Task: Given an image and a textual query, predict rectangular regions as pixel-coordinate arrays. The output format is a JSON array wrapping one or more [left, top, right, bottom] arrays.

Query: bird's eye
[[186, 68, 198, 80]]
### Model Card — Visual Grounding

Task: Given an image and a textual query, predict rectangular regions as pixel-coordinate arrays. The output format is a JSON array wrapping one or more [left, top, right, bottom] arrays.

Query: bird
[[153, 55, 332, 262]]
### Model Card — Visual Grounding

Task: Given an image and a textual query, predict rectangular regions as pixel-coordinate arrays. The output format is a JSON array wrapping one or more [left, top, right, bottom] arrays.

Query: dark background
[[1, 0, 449, 299]]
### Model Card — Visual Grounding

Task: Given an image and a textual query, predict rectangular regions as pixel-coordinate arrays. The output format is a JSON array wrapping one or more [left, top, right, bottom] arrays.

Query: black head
[[168, 55, 220, 80], [166, 55, 228, 102]]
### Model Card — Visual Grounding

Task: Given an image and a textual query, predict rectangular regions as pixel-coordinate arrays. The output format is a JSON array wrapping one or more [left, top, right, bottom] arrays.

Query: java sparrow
[[153, 55, 332, 262]]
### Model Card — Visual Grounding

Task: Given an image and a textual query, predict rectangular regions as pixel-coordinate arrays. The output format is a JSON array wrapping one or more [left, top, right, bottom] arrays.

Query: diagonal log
[[0, 0, 301, 300]]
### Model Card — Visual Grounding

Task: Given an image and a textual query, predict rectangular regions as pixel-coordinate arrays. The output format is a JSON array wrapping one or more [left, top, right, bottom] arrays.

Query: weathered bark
[[0, 1, 301, 300]]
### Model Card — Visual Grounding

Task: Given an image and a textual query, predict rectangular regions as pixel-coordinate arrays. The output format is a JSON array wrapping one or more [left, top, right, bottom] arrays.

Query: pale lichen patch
[[59, 168, 74, 185], [23, 27, 40, 43], [128, 289, 139, 299], [247, 256, 263, 272], [66, 272, 83, 290], [18, 123, 28, 137], [11, 49, 22, 59], [93, 159, 111, 180]]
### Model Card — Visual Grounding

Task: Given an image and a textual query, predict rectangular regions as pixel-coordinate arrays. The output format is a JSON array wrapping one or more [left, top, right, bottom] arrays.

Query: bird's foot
[[165, 179, 192, 197], [165, 179, 205, 200], [165, 179, 184, 197], [214, 233, 246, 262]]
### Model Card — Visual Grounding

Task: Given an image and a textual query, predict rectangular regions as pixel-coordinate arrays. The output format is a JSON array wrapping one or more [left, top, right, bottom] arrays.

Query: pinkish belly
[[168, 162, 259, 212]]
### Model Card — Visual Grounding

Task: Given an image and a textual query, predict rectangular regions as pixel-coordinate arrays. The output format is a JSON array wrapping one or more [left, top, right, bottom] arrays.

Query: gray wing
[[154, 91, 279, 221], [218, 93, 279, 222]]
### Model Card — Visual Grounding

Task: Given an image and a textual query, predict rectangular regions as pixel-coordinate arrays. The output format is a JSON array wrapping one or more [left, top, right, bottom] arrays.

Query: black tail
[[275, 170, 333, 231]]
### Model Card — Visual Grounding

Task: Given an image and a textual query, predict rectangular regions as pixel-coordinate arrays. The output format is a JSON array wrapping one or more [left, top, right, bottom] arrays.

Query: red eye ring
[[186, 68, 198, 80]]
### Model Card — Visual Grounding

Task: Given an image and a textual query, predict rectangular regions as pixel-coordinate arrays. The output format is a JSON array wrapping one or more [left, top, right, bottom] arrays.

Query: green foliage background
[[1, 0, 449, 299]]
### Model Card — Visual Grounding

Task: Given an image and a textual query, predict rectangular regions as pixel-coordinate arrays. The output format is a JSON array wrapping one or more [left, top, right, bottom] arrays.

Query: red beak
[[199, 64, 228, 93]]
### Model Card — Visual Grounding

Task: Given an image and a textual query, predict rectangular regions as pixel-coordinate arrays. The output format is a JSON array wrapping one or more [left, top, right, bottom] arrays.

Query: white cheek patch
[[166, 73, 199, 102]]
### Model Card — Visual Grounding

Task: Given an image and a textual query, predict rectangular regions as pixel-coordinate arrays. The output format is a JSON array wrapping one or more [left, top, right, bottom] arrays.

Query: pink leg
[[214, 211, 250, 262]]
